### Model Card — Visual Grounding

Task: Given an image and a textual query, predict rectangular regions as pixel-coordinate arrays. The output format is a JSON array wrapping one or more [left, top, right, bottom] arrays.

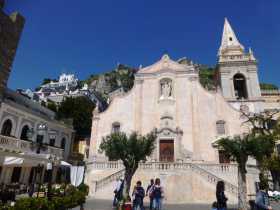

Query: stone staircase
[[85, 162, 242, 203]]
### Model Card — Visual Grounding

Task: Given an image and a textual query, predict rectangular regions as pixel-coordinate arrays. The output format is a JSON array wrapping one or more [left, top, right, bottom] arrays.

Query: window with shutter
[[216, 120, 226, 135]]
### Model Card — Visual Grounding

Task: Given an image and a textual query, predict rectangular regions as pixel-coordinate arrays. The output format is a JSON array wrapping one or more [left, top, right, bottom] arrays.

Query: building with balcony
[[0, 88, 74, 185]]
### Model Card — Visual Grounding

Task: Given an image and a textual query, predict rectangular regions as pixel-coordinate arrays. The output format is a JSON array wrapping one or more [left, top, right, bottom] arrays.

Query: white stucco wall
[[90, 55, 246, 163]]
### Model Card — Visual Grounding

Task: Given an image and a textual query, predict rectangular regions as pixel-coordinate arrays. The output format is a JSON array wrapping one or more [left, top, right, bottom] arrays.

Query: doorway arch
[[1, 119, 13, 136], [20, 125, 30, 140]]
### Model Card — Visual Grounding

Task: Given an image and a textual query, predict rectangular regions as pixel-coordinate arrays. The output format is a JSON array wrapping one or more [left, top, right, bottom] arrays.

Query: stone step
[[89, 168, 238, 204]]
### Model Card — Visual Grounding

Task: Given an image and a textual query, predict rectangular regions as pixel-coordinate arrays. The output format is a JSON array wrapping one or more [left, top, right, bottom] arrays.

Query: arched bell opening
[[233, 73, 248, 99]]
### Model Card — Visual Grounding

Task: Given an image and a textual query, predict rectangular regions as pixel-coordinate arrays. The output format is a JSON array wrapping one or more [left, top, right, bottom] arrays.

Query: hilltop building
[[86, 18, 280, 203], [34, 73, 106, 110]]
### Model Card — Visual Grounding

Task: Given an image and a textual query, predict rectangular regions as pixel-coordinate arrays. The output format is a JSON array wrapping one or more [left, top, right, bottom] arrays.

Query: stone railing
[[87, 161, 124, 170], [0, 134, 63, 159], [261, 89, 280, 96], [219, 54, 252, 63], [46, 145, 64, 158], [191, 164, 238, 196], [197, 163, 238, 174], [138, 162, 238, 195], [89, 161, 238, 195], [138, 162, 192, 170], [94, 168, 125, 192]]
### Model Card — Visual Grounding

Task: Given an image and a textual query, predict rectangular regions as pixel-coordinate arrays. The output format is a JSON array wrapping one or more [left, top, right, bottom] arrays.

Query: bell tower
[[217, 18, 263, 112]]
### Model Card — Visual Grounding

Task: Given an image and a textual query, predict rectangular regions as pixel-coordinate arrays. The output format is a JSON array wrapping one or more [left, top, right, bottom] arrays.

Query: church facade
[[86, 19, 279, 203], [90, 53, 246, 163], [89, 18, 264, 163]]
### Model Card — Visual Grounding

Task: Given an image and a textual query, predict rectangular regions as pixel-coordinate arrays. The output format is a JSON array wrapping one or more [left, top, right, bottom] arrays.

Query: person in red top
[[123, 196, 132, 210]]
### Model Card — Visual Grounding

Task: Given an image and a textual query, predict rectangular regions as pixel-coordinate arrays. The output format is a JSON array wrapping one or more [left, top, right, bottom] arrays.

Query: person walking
[[255, 184, 272, 210], [151, 178, 164, 210], [132, 181, 145, 210], [113, 178, 123, 208], [216, 181, 228, 210], [146, 179, 154, 210]]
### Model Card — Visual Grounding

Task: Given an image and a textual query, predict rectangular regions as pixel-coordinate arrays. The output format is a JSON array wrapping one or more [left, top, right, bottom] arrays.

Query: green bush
[[0, 184, 89, 210], [78, 183, 89, 195], [14, 198, 51, 210]]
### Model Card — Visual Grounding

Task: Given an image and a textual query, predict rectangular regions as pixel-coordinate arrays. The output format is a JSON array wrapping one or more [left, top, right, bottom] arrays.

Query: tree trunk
[[238, 166, 248, 210], [122, 167, 137, 201], [271, 170, 280, 191]]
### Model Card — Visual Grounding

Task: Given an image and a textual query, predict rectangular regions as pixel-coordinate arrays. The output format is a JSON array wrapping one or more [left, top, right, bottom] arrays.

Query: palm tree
[[99, 131, 156, 201]]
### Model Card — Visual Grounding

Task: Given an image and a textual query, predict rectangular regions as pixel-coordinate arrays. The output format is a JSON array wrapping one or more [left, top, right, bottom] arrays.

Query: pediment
[[137, 54, 192, 74]]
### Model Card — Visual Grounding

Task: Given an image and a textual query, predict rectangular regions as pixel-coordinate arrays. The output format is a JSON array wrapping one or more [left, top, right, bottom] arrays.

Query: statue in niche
[[160, 80, 172, 99]]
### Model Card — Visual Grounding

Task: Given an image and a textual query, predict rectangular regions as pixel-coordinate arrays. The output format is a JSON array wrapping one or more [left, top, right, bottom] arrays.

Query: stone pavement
[[72, 198, 280, 210], [72, 198, 239, 210]]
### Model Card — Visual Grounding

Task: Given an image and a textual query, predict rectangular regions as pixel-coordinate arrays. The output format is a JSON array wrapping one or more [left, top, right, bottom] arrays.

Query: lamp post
[[27, 123, 48, 197], [46, 159, 53, 200], [36, 124, 47, 154]]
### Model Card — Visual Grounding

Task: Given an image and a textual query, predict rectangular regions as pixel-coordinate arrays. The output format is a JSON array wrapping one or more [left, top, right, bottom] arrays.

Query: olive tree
[[215, 134, 273, 210], [99, 131, 156, 199]]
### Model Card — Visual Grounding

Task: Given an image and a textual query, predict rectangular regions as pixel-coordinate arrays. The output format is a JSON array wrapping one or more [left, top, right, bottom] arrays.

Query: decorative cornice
[[218, 60, 257, 67], [155, 126, 183, 135]]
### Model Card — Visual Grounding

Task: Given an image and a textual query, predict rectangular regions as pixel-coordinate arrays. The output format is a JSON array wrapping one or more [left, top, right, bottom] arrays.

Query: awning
[[4, 157, 24, 165], [2, 156, 46, 166], [61, 161, 71, 166]]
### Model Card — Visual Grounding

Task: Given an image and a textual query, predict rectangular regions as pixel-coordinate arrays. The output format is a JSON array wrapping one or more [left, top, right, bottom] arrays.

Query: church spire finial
[[218, 18, 244, 56]]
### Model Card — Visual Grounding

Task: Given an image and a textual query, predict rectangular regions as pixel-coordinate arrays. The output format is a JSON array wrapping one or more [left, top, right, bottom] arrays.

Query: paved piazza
[[73, 198, 240, 210], [72, 198, 280, 210]]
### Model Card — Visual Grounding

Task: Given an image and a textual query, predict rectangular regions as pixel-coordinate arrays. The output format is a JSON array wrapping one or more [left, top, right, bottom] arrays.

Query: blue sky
[[5, 0, 280, 89]]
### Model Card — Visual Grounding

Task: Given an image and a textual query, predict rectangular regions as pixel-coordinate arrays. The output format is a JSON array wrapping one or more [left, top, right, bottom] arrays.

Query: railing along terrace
[[88, 161, 124, 170], [89, 161, 237, 172], [261, 89, 280, 95], [191, 164, 238, 196], [197, 163, 238, 174], [90, 161, 238, 195], [0, 134, 63, 158], [95, 169, 125, 192], [138, 162, 192, 170]]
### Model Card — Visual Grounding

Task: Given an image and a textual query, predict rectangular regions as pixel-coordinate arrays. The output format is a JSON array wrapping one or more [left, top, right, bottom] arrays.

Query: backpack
[[152, 186, 162, 199], [148, 184, 154, 197], [116, 181, 124, 200]]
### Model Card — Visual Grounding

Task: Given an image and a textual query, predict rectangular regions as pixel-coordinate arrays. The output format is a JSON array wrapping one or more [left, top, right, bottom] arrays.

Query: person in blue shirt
[[146, 179, 154, 210], [255, 184, 272, 210], [132, 181, 145, 210], [152, 178, 164, 210]]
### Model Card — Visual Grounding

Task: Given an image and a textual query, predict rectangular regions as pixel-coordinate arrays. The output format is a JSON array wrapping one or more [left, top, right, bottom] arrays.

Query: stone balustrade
[[138, 162, 192, 170], [0, 134, 63, 159], [87, 161, 124, 170], [197, 163, 238, 174], [94, 169, 125, 192], [261, 89, 280, 95], [191, 164, 238, 195], [219, 54, 252, 63], [89, 161, 239, 196]]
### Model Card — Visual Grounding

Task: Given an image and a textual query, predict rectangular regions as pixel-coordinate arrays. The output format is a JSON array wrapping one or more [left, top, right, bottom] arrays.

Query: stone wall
[[0, 1, 25, 102]]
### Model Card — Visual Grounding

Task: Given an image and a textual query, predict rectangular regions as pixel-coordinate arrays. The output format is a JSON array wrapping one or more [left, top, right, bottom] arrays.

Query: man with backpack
[[151, 178, 164, 210], [146, 179, 154, 210]]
